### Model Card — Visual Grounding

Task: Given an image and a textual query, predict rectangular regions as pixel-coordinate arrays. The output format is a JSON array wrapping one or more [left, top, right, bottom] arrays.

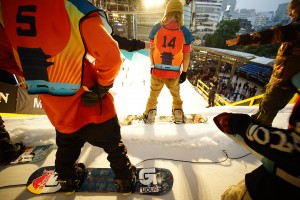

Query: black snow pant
[[0, 116, 18, 164], [55, 116, 133, 180], [208, 91, 216, 107]]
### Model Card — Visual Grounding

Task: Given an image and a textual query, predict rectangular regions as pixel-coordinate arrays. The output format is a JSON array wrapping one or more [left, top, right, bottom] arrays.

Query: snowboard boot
[[114, 166, 136, 195], [0, 116, 26, 164], [143, 109, 157, 124], [10, 142, 26, 162], [58, 163, 87, 194], [173, 109, 184, 124], [0, 142, 25, 165]]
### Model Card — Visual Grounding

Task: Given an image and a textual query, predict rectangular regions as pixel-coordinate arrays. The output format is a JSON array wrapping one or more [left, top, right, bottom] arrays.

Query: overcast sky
[[236, 0, 290, 12]]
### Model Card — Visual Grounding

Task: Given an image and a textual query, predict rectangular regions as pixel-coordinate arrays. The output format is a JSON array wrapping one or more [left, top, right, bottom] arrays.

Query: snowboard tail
[[9, 144, 54, 164], [27, 167, 173, 195]]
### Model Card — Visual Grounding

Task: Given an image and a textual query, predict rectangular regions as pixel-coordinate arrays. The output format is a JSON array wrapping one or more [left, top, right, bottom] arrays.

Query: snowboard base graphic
[[9, 144, 55, 164], [27, 167, 173, 195], [120, 114, 208, 125]]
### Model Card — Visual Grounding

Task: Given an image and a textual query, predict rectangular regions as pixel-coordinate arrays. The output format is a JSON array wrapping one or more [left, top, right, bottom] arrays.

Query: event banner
[[0, 82, 45, 114]]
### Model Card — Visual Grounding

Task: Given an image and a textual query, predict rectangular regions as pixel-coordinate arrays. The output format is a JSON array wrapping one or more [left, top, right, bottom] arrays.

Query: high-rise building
[[184, 3, 192, 30], [96, 0, 195, 41], [252, 11, 276, 29], [194, 0, 223, 37], [101, 0, 167, 41], [274, 3, 289, 23], [240, 9, 256, 17], [221, 0, 236, 13]]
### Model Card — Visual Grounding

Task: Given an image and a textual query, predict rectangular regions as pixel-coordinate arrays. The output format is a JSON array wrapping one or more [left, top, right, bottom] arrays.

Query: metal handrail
[[196, 79, 298, 106]]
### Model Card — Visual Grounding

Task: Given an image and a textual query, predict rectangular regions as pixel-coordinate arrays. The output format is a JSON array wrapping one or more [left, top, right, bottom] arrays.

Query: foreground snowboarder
[[0, 0, 135, 194], [213, 71, 300, 199]]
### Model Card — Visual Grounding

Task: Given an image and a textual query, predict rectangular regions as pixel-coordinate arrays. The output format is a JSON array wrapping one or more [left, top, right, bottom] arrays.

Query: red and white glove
[[213, 112, 233, 134]]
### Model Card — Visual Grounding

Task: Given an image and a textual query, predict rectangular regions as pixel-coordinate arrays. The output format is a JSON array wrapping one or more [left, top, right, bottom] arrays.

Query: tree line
[[199, 19, 280, 59]]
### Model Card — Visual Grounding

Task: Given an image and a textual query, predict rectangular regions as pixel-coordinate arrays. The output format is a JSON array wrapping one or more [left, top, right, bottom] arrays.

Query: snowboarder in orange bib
[[143, 0, 194, 124], [0, 0, 135, 194]]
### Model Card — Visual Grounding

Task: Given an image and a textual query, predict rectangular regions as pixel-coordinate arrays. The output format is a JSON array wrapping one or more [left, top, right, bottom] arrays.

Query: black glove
[[81, 83, 113, 106], [179, 72, 187, 84]]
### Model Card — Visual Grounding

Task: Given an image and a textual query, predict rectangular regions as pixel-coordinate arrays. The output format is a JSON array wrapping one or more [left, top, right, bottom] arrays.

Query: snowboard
[[9, 144, 55, 164], [120, 114, 208, 125], [27, 167, 173, 195]]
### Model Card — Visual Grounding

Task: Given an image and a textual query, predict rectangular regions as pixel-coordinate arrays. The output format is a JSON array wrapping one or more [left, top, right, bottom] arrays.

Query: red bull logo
[[32, 169, 55, 190]]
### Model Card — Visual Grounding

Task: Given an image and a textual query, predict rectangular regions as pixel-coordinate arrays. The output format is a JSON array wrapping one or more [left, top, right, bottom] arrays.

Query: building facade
[[194, 0, 223, 38], [274, 3, 289, 22], [93, 1, 195, 41], [221, 0, 236, 12]]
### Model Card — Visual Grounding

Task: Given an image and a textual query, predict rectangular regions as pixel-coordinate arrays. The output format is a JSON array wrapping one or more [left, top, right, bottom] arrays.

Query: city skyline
[[236, 0, 290, 12]]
